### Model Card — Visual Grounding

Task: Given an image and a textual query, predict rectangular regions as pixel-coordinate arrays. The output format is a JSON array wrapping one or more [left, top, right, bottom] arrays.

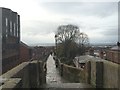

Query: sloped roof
[[111, 46, 120, 51], [20, 41, 29, 48]]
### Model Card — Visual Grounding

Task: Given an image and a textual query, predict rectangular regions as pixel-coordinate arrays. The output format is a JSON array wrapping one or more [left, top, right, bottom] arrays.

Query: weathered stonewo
[[22, 63, 30, 88], [1, 78, 22, 89], [85, 61, 91, 84], [27, 61, 47, 88], [39, 61, 46, 85], [29, 61, 39, 88], [96, 61, 103, 88]]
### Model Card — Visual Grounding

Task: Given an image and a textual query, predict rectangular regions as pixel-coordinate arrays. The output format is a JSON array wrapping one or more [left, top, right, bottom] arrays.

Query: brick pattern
[[19, 43, 30, 63], [106, 50, 120, 64]]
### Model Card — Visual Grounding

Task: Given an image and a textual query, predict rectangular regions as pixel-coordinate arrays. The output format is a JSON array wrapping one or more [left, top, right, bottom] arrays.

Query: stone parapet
[[0, 60, 47, 89]]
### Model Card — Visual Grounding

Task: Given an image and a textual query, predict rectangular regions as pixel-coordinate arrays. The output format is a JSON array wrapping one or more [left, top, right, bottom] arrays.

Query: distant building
[[106, 45, 120, 64], [89, 48, 94, 56], [0, 7, 20, 73]]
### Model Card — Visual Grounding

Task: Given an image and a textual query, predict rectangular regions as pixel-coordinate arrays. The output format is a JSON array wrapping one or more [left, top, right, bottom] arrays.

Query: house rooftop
[[110, 46, 120, 51]]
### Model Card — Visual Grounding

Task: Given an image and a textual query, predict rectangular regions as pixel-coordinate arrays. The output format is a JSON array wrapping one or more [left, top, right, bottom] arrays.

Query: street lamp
[[55, 34, 58, 57]]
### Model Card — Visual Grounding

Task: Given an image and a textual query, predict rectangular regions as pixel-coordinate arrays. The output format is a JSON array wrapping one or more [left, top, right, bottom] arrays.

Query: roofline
[[0, 7, 19, 15], [20, 41, 29, 48]]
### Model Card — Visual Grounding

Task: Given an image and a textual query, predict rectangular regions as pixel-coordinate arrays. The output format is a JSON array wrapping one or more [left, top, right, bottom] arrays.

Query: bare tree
[[56, 24, 79, 43], [77, 32, 89, 46], [55, 24, 89, 64], [77, 32, 89, 55]]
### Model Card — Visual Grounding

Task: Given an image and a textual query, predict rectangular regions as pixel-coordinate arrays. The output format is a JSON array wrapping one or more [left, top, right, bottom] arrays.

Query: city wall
[[1, 60, 47, 89], [90, 59, 119, 88], [57, 59, 87, 83], [103, 60, 119, 88], [57, 56, 119, 88], [61, 63, 86, 83]]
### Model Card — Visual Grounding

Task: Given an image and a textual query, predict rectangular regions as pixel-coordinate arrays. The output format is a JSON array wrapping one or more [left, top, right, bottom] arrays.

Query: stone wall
[[89, 58, 119, 88], [62, 64, 86, 83], [90, 60, 104, 88], [57, 59, 87, 83], [90, 60, 96, 87], [57, 55, 119, 88], [0, 60, 47, 89], [103, 60, 119, 88], [1, 62, 28, 89]]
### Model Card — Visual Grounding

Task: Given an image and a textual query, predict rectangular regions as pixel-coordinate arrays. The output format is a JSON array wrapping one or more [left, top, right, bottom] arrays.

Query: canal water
[[46, 55, 68, 84]]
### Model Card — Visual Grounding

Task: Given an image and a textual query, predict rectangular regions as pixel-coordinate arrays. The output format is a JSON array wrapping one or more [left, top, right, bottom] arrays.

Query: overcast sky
[[0, 0, 119, 45]]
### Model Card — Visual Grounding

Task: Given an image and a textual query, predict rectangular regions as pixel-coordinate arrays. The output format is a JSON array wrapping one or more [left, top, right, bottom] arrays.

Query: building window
[[16, 16, 19, 37], [10, 21, 12, 35], [17, 26, 19, 37], [14, 23, 16, 36], [5, 18, 8, 37], [5, 18, 8, 27], [6, 28, 8, 38]]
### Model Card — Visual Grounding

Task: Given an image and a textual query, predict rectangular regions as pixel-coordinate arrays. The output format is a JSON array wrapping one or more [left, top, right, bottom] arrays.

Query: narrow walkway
[[43, 55, 93, 89], [46, 55, 68, 84]]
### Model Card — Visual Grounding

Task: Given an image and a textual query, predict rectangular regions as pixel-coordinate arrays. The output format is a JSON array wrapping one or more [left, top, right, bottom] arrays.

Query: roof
[[20, 41, 29, 48], [111, 46, 120, 51], [78, 60, 89, 63], [74, 55, 91, 63], [0, 7, 18, 14]]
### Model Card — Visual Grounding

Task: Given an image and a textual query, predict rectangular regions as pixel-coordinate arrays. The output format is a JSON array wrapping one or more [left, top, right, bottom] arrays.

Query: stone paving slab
[[44, 83, 93, 88], [46, 55, 68, 84], [44, 55, 93, 90], [40, 83, 94, 90]]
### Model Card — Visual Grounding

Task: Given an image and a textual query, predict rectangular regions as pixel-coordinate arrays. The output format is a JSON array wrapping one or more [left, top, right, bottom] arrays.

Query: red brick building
[[19, 41, 32, 63], [106, 46, 120, 64], [0, 7, 33, 74], [0, 7, 20, 73]]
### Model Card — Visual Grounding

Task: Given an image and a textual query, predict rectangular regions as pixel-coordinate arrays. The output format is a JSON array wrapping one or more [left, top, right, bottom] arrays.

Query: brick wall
[[19, 42, 30, 63], [1, 7, 20, 74], [106, 50, 120, 64]]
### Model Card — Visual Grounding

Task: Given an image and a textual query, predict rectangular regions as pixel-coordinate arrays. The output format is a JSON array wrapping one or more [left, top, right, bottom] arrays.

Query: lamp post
[[55, 34, 58, 57]]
